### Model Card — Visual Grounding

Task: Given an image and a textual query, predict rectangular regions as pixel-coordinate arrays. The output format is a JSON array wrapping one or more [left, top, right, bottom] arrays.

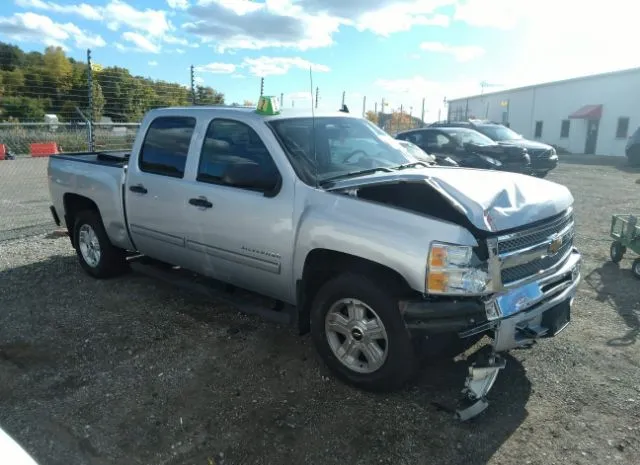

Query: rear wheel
[[310, 273, 417, 392], [73, 210, 128, 279], [610, 241, 626, 263], [632, 259, 640, 279]]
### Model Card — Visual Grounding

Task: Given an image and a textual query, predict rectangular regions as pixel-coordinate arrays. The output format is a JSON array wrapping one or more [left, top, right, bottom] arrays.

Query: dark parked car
[[396, 139, 459, 167], [430, 120, 558, 177], [395, 127, 531, 173], [626, 126, 640, 166]]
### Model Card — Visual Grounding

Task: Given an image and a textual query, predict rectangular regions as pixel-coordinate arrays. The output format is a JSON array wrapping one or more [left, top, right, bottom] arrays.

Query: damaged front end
[[401, 208, 582, 421]]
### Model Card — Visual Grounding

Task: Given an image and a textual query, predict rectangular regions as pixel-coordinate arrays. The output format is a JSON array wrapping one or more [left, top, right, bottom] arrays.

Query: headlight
[[550, 147, 557, 156], [478, 154, 502, 166], [426, 242, 490, 295]]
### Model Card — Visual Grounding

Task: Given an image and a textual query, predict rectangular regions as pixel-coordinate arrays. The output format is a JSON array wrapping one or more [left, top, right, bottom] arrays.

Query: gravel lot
[[0, 158, 53, 241], [1, 159, 639, 465]]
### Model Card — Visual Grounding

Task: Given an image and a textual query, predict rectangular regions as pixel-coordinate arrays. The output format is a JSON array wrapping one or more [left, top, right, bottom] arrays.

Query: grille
[[529, 149, 552, 159], [501, 232, 574, 284], [498, 211, 574, 254]]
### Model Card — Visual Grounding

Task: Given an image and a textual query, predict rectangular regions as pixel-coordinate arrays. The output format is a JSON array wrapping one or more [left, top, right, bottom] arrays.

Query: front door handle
[[129, 184, 148, 194], [189, 196, 213, 209]]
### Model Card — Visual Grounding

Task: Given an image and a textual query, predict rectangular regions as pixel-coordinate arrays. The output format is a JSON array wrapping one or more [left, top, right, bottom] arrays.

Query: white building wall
[[447, 68, 640, 156]]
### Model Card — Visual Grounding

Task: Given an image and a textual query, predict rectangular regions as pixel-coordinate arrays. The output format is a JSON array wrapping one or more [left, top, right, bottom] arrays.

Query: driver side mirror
[[223, 162, 281, 197]]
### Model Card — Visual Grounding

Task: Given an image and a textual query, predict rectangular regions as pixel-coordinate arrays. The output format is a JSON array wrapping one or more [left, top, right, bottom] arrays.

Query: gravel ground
[[0, 158, 54, 241], [1, 160, 639, 465]]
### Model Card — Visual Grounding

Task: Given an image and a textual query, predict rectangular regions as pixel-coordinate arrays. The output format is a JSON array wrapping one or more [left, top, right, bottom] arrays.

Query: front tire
[[73, 210, 128, 279], [632, 259, 640, 279], [309, 273, 417, 392]]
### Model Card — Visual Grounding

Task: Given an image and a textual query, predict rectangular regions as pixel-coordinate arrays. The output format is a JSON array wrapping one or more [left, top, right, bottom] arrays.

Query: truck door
[[124, 115, 198, 267], [181, 117, 294, 302]]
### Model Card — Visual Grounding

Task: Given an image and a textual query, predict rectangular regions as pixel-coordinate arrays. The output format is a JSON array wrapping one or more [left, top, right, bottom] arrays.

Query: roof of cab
[[146, 105, 361, 122]]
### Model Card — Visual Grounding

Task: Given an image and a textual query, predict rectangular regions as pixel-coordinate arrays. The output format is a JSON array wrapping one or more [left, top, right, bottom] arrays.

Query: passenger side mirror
[[222, 162, 281, 196]]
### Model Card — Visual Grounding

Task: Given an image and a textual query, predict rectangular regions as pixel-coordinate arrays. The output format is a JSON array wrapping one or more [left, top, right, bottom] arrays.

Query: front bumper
[[400, 247, 582, 352], [530, 155, 559, 172]]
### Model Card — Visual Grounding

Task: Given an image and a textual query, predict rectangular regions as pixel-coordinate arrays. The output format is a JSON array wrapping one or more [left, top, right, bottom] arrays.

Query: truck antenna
[[309, 66, 318, 188]]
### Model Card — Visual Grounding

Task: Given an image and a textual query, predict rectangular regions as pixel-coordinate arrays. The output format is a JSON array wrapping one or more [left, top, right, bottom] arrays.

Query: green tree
[[196, 85, 224, 105], [2, 96, 47, 120], [365, 110, 378, 125]]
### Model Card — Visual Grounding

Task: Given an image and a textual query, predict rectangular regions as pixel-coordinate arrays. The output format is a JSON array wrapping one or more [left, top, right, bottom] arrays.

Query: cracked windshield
[[0, 0, 638, 465]]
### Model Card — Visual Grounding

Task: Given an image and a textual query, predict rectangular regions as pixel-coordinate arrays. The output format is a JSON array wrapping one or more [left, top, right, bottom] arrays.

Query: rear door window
[[139, 116, 197, 178]]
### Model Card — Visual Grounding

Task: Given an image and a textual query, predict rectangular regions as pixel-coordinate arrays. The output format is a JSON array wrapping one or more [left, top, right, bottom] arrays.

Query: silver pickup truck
[[48, 97, 581, 419]]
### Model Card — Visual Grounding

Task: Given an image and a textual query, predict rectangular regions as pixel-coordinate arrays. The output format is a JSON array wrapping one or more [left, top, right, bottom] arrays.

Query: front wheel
[[632, 258, 640, 279], [610, 241, 626, 263], [309, 273, 417, 392], [73, 210, 128, 279]]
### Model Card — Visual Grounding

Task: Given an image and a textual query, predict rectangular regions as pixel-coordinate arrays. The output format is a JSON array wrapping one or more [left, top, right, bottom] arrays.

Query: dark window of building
[[616, 117, 630, 138], [139, 116, 196, 178], [534, 121, 543, 138], [560, 120, 570, 138]]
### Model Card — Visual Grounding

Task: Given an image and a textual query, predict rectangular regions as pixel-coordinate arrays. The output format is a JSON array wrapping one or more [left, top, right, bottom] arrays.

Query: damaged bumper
[[401, 247, 582, 420]]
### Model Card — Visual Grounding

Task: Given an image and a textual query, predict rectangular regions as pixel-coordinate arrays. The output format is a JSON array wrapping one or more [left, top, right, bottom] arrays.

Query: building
[[446, 67, 640, 156]]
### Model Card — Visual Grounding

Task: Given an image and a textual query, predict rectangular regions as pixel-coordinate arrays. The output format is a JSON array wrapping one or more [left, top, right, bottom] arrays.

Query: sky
[[0, 0, 638, 122]]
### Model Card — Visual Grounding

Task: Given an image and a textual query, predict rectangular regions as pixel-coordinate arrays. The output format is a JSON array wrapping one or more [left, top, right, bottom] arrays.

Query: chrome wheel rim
[[78, 224, 101, 268], [325, 298, 389, 374]]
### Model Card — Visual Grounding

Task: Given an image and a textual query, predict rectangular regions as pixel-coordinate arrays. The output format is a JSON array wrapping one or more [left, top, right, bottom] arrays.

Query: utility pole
[[341, 91, 345, 107], [260, 77, 264, 97], [380, 98, 385, 129], [190, 65, 196, 104], [409, 106, 413, 128], [362, 96, 366, 117], [280, 92, 284, 106], [315, 87, 319, 109], [398, 104, 403, 132], [87, 49, 94, 151]]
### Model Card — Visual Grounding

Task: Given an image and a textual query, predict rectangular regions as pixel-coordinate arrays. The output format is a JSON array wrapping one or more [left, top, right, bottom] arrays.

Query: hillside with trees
[[0, 42, 224, 123]]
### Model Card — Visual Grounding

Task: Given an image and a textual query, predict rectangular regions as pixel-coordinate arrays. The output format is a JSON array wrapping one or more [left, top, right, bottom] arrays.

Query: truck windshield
[[267, 117, 416, 184]]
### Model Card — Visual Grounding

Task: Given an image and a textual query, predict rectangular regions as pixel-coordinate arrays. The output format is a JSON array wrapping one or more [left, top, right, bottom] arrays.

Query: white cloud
[[373, 75, 481, 122], [167, 0, 189, 10], [148, 60, 158, 66], [420, 41, 485, 62], [14, 0, 102, 20], [175, 48, 186, 54], [453, 0, 523, 29], [195, 62, 237, 74], [231, 74, 246, 79], [193, 76, 205, 85], [15, 0, 172, 37], [0, 12, 105, 49], [120, 31, 161, 53], [241, 56, 330, 76]]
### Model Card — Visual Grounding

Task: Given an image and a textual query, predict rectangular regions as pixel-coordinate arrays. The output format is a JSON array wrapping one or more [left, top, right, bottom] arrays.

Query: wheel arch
[[296, 248, 416, 335], [63, 193, 101, 248]]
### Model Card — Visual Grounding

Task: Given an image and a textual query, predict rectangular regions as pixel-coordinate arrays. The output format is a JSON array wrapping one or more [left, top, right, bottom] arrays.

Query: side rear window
[[139, 116, 197, 178]]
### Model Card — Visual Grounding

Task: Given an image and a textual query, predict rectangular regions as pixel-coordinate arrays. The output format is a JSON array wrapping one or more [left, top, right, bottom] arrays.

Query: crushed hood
[[326, 167, 573, 232]]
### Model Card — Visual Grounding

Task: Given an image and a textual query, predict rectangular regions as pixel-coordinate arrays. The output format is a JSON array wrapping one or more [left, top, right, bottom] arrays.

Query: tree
[[243, 100, 255, 107], [196, 85, 224, 105], [365, 110, 378, 125], [2, 96, 47, 120], [43, 46, 73, 94], [0, 42, 24, 71]]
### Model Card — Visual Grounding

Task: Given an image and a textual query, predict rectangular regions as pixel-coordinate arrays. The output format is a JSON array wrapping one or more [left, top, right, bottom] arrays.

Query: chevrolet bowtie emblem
[[547, 235, 563, 255]]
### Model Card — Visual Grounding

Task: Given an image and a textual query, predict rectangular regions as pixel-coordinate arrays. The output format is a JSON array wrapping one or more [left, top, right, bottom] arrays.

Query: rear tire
[[73, 210, 128, 279], [309, 273, 417, 392], [610, 241, 626, 263]]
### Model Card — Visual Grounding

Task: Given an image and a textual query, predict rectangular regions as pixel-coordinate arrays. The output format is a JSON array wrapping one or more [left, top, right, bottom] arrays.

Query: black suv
[[395, 127, 531, 174], [430, 120, 558, 177], [626, 126, 640, 166]]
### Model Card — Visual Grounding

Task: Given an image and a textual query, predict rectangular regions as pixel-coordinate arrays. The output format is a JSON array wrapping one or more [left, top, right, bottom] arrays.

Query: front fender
[[292, 189, 478, 294]]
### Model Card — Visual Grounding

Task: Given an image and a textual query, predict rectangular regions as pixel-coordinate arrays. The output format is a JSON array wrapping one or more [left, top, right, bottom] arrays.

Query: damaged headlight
[[426, 242, 489, 295]]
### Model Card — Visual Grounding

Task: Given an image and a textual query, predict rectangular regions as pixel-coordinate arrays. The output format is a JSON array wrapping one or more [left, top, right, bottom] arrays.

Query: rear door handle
[[129, 184, 148, 194], [189, 197, 213, 209]]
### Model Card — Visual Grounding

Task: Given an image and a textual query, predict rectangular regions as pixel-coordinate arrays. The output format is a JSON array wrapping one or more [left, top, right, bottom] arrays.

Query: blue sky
[[0, 0, 637, 121]]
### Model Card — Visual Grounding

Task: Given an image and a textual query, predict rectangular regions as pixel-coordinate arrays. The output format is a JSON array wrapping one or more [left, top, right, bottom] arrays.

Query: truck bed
[[50, 151, 130, 168]]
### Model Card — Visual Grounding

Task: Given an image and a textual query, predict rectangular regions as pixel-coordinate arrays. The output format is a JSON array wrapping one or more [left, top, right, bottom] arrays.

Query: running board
[[129, 258, 297, 326]]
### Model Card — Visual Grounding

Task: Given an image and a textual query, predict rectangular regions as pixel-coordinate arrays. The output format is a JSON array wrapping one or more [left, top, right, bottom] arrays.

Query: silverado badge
[[547, 235, 563, 255]]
